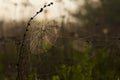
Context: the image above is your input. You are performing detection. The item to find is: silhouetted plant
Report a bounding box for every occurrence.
[16,2,54,80]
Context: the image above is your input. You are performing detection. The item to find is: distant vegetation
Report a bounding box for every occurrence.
[0,0,120,80]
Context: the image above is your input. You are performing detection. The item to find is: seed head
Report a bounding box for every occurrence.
[30,17,33,20]
[36,11,39,14]
[44,5,46,8]
[28,23,30,26]
[48,4,51,6]
[26,29,28,31]
[39,8,43,12]
[24,34,26,37]
[50,2,53,5]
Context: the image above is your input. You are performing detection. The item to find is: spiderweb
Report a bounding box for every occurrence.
[28,20,60,54]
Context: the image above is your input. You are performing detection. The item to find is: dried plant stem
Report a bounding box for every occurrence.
[16,2,53,80]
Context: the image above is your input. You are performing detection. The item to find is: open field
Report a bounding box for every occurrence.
[0,0,120,80]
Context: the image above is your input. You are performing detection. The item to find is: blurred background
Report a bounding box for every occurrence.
[0,0,120,80]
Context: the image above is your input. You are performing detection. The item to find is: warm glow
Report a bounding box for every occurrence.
[0,0,81,22]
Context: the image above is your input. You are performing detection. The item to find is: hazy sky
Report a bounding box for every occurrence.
[0,0,83,22]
